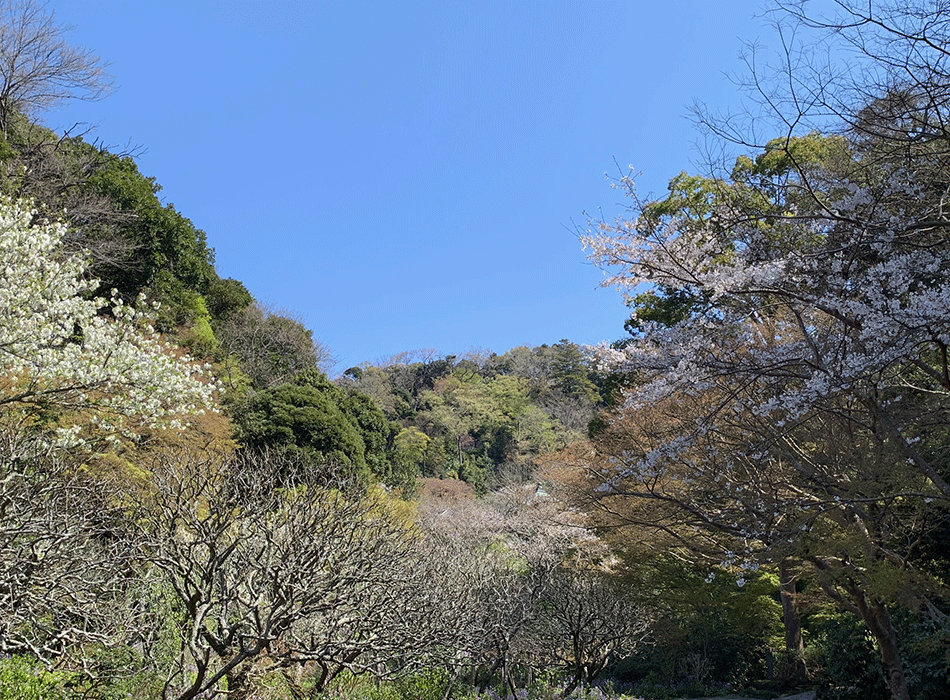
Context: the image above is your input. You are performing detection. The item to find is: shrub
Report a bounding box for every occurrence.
[892,608,950,699]
[0,655,71,700]
[392,668,452,700]
[812,613,886,700]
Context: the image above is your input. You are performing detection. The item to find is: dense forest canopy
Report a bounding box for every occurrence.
[0,1,948,700]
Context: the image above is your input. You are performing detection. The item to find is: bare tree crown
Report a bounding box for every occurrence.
[0,0,112,135]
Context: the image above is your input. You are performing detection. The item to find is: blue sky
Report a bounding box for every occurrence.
[48,1,772,372]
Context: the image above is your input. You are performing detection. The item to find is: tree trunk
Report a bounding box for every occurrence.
[849,585,911,700]
[561,674,581,698]
[865,601,911,700]
[282,667,308,700]
[778,559,808,683]
[810,556,911,700]
[502,655,518,698]
[561,632,583,697]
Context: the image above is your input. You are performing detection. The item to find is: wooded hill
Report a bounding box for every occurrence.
[2,2,950,700]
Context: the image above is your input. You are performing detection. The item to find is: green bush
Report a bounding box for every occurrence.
[328,669,462,700]
[892,608,950,699]
[391,668,452,700]
[812,613,886,700]
[0,655,71,700]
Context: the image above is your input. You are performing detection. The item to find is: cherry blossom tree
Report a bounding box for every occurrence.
[582,4,950,698]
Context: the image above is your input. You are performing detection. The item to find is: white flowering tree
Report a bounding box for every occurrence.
[0,195,216,676]
[0,195,215,443]
[581,4,950,698]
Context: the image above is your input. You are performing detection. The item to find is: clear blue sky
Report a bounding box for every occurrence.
[48,1,772,372]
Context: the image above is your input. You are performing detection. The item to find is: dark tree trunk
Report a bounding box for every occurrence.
[779,559,808,683]
[848,583,911,700]
[810,556,911,700]
[864,600,911,700]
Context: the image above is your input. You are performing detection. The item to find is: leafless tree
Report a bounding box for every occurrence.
[1,122,145,281]
[535,561,650,697]
[0,426,145,676]
[0,0,113,136]
[0,0,139,280]
[417,495,543,696]
[216,303,335,389]
[134,448,458,700]
[771,1,950,143]
[415,479,641,697]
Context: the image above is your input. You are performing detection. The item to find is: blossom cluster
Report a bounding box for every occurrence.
[582,152,950,582]
[0,197,216,443]
[584,163,950,468]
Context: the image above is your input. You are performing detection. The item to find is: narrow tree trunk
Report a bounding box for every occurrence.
[778,559,807,683]
[561,632,583,697]
[282,667,308,700]
[170,663,207,700]
[502,655,517,698]
[561,675,581,698]
[809,556,911,700]
[864,600,911,700]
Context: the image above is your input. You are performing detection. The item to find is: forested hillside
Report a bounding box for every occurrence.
[0,35,604,494]
[339,343,601,490]
[0,1,948,700]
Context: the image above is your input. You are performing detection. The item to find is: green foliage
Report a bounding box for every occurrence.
[622,132,858,339]
[458,451,491,493]
[615,556,782,690]
[812,612,887,700]
[233,369,399,485]
[87,154,215,311]
[204,276,253,320]
[624,286,705,333]
[0,132,15,162]
[66,645,163,700]
[339,346,599,488]
[550,339,600,405]
[892,608,950,699]
[641,170,724,222]
[0,114,226,360]
[323,669,479,700]
[236,377,369,481]
[0,656,71,700]
[160,284,218,357]
[392,426,428,484]
[391,668,452,700]
[0,118,105,211]
[339,389,402,489]
[733,132,852,180]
